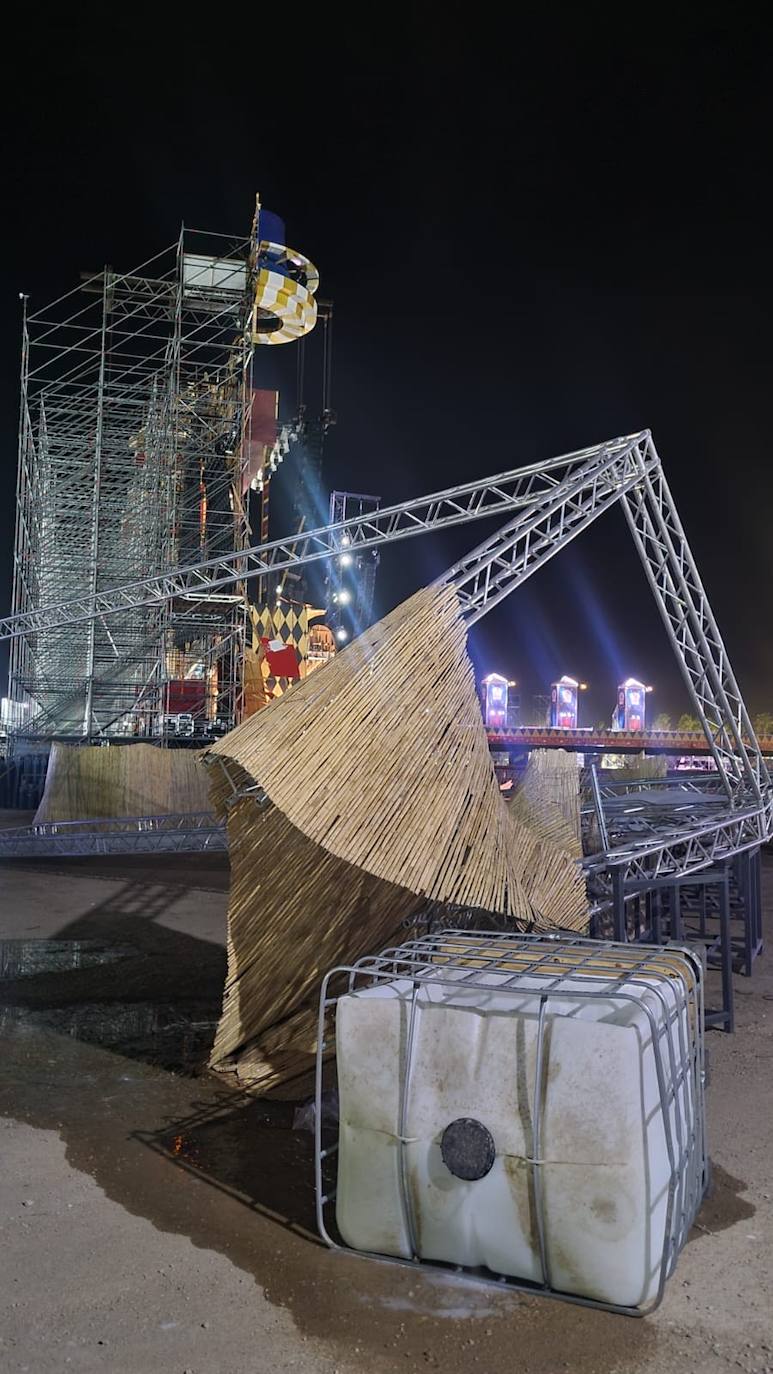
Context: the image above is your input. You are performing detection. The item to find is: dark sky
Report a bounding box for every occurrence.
[2,13,771,726]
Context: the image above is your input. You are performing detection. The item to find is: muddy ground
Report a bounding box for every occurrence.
[0,842,771,1373]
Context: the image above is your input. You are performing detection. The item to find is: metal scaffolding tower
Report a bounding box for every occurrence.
[9,228,255,744]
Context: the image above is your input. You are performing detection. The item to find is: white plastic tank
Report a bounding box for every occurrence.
[329,933,705,1313]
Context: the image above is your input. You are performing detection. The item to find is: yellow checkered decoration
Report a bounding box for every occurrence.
[248,602,326,703]
[251,243,319,346]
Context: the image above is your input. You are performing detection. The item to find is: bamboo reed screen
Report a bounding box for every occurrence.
[34,742,213,823]
[511,748,583,858]
[205,583,588,1095]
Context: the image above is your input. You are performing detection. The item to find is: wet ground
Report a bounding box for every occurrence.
[1,852,772,1373]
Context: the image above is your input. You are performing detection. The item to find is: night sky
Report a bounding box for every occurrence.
[2,15,771,728]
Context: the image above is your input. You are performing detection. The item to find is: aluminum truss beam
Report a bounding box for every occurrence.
[620,439,769,801]
[4,425,769,885]
[445,432,769,812]
[584,794,773,885]
[0,811,227,861]
[447,434,654,622]
[440,432,772,885]
[0,434,646,642]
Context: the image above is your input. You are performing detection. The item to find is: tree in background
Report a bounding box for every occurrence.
[753,712,773,737]
[677,713,702,732]
[653,712,672,731]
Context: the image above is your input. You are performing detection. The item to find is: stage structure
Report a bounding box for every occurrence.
[2,430,771,888]
[7,205,319,746]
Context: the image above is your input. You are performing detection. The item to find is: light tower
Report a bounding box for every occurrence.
[482,673,509,728]
[550,676,578,729]
[614,678,652,732]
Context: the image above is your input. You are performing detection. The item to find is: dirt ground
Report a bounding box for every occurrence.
[0,844,771,1374]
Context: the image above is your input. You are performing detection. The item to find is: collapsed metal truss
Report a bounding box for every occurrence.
[1,434,640,643]
[581,768,771,884]
[8,230,254,742]
[448,434,657,621]
[3,424,770,882]
[589,798,772,883]
[438,431,772,882]
[621,453,767,800]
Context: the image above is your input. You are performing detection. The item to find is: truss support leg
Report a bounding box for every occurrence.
[621,443,768,804]
[719,869,734,1032]
[670,883,684,942]
[612,868,626,942]
[651,889,662,944]
[753,847,763,960]
[738,847,763,977]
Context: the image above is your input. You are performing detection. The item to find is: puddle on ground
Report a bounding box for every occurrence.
[0,1001,218,1072]
[690,1162,756,1238]
[0,937,137,979]
[0,935,218,1072]
[0,930,658,1374]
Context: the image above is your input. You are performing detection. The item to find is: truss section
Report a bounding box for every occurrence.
[1,434,646,643]
[621,439,768,801]
[584,794,772,885]
[0,810,226,861]
[5,421,770,884]
[447,434,655,621]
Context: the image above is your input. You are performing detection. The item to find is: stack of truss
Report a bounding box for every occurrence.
[510,749,583,858]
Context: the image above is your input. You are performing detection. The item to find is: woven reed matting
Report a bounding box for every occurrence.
[34,742,213,823]
[208,788,425,1092]
[206,582,588,1093]
[510,749,583,860]
[621,754,668,780]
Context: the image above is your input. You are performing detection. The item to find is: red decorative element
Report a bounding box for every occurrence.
[260,638,300,680]
[243,389,279,492]
[164,680,206,715]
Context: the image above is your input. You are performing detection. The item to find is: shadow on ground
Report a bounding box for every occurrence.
[1,858,730,1373]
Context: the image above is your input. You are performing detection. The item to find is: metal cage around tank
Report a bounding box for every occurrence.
[315,929,707,1317]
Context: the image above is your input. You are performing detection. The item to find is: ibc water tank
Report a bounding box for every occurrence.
[319,931,706,1314]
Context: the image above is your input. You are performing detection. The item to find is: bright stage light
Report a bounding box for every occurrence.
[341,533,351,548]
[340,552,353,567]
[336,627,348,642]
[338,589,351,605]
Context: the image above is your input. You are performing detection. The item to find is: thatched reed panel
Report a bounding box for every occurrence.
[209,790,424,1093]
[620,754,668,780]
[510,748,583,859]
[206,582,588,1094]
[600,752,668,779]
[34,742,213,823]
[242,643,268,718]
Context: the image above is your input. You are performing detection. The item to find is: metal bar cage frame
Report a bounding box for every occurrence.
[314,929,707,1318]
